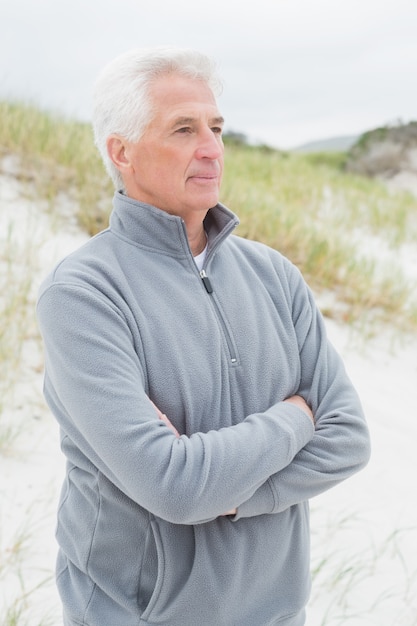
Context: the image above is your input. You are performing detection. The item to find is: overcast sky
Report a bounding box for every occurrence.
[1,0,416,149]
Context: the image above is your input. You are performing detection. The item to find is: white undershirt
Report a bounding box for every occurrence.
[193,243,208,271]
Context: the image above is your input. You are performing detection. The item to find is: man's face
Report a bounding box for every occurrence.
[121,74,225,221]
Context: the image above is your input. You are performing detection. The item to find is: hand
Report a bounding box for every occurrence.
[285,395,314,425]
[221,508,237,516]
[150,400,180,438]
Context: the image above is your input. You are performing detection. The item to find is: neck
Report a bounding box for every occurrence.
[188,225,207,256]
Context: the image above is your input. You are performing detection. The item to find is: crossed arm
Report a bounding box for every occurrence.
[38,268,369,525]
[151,396,315,516]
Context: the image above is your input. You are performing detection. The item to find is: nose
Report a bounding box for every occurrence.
[195,127,223,160]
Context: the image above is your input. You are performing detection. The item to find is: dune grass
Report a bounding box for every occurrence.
[222,144,417,329]
[309,508,417,625]
[0,100,113,234]
[2,100,416,332]
[0,503,57,626]
[0,218,36,451]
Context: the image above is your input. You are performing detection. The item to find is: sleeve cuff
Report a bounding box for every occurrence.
[232,478,277,521]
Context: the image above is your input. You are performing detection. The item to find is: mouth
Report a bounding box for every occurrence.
[191,174,218,180]
[188,172,220,183]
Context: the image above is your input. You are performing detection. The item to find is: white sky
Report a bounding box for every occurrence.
[1,0,416,148]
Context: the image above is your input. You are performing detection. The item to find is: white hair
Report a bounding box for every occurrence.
[92,46,223,190]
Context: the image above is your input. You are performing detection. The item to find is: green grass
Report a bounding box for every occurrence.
[1,100,417,335]
[0,100,113,234]
[0,220,35,451]
[222,144,417,329]
[1,101,417,330]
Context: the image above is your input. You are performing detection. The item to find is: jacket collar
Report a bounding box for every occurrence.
[109,191,239,260]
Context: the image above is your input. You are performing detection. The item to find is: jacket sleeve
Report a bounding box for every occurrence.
[37,280,315,525]
[233,263,371,521]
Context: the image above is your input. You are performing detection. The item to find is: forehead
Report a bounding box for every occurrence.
[148,73,222,123]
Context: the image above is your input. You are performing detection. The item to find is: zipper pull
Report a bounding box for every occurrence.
[200,269,213,294]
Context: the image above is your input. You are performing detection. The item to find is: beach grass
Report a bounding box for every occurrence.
[0,100,113,235]
[222,143,417,330]
[0,514,56,626]
[1,100,417,331]
[309,509,417,625]
[0,220,36,451]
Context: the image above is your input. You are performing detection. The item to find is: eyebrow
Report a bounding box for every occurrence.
[172,116,225,128]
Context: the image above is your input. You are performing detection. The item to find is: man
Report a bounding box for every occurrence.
[37,47,370,626]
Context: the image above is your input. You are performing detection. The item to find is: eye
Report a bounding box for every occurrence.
[211,126,223,135]
[176,126,192,134]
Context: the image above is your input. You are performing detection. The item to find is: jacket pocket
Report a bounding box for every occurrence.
[138,518,166,622]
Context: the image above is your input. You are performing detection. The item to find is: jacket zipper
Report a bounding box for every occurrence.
[199,269,213,294]
[199,269,238,365]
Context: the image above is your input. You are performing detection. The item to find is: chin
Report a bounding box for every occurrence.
[197,191,220,210]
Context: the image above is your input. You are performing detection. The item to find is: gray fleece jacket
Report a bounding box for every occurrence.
[37,192,370,626]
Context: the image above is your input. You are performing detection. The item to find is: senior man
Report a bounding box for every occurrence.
[37,47,370,626]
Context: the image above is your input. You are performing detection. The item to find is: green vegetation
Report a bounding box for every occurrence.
[222,143,417,329]
[0,101,113,233]
[1,100,417,333]
[351,120,417,154]
[0,233,32,450]
[344,120,417,178]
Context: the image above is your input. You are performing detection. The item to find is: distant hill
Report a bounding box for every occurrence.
[345,121,417,176]
[344,121,417,196]
[292,135,359,153]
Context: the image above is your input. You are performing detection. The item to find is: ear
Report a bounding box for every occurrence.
[106,135,132,174]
